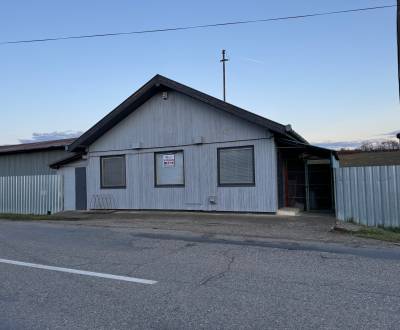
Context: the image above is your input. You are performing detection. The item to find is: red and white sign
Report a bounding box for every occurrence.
[162,154,175,167]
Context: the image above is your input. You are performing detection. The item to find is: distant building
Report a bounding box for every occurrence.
[335,149,400,228]
[0,139,74,176]
[338,150,400,167]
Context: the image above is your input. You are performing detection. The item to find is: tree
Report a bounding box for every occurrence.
[358,140,400,151]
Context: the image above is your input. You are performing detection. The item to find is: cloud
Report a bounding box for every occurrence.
[313,140,363,150]
[379,129,400,137]
[312,128,400,150]
[19,130,82,143]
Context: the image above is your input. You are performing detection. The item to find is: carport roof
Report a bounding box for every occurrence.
[68,74,308,152]
[276,137,338,160]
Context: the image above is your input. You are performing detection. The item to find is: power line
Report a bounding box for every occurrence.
[0,4,396,46]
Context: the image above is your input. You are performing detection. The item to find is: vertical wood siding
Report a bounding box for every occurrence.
[90,91,269,152]
[0,175,63,215]
[86,90,277,212]
[0,150,69,176]
[335,166,400,227]
[87,140,276,212]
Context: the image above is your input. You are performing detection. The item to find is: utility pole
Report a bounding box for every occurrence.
[220,49,229,101]
[397,0,400,100]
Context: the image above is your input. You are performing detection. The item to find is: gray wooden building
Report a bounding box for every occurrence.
[0,139,74,176]
[51,75,335,213]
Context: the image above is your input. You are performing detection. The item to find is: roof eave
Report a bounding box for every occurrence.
[69,76,162,152]
[49,153,84,169]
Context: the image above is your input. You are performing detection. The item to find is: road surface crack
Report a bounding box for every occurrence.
[198,251,235,287]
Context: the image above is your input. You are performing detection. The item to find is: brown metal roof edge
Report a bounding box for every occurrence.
[69,74,307,152]
[276,136,338,160]
[0,138,76,155]
[338,149,400,155]
[338,150,400,167]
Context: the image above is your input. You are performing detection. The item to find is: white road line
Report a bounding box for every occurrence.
[0,258,157,285]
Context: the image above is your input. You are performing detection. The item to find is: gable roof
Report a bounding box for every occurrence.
[0,138,75,156]
[69,74,307,152]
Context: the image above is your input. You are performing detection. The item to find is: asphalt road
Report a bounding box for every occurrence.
[1,220,400,329]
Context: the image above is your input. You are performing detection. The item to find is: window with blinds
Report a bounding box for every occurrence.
[154,151,185,187]
[100,155,126,188]
[218,146,255,186]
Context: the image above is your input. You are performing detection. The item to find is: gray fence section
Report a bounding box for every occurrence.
[334,166,400,227]
[0,175,63,215]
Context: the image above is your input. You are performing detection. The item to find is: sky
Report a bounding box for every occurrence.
[0,0,399,148]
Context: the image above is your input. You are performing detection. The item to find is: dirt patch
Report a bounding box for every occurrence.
[32,211,394,247]
[2,210,396,247]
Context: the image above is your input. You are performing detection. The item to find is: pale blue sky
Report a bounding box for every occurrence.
[1,0,398,147]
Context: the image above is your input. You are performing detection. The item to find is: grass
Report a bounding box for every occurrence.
[355,226,400,243]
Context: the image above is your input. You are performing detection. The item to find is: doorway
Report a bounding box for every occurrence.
[306,161,333,211]
[277,140,335,213]
[75,167,87,210]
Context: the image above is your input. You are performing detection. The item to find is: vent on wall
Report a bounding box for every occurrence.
[208,196,217,205]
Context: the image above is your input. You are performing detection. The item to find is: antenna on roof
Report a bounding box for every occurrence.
[220,49,229,102]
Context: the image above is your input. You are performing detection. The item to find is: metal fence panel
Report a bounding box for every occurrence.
[334,166,400,227]
[0,175,63,215]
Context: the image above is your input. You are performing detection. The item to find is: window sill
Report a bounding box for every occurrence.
[218,184,256,187]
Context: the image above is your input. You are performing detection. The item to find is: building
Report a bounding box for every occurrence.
[334,149,400,227]
[0,138,74,176]
[338,150,400,167]
[50,75,336,212]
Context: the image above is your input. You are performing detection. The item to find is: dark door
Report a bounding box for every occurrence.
[285,159,307,210]
[306,164,333,211]
[75,167,87,210]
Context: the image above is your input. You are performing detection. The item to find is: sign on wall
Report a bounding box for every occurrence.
[162,154,175,167]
